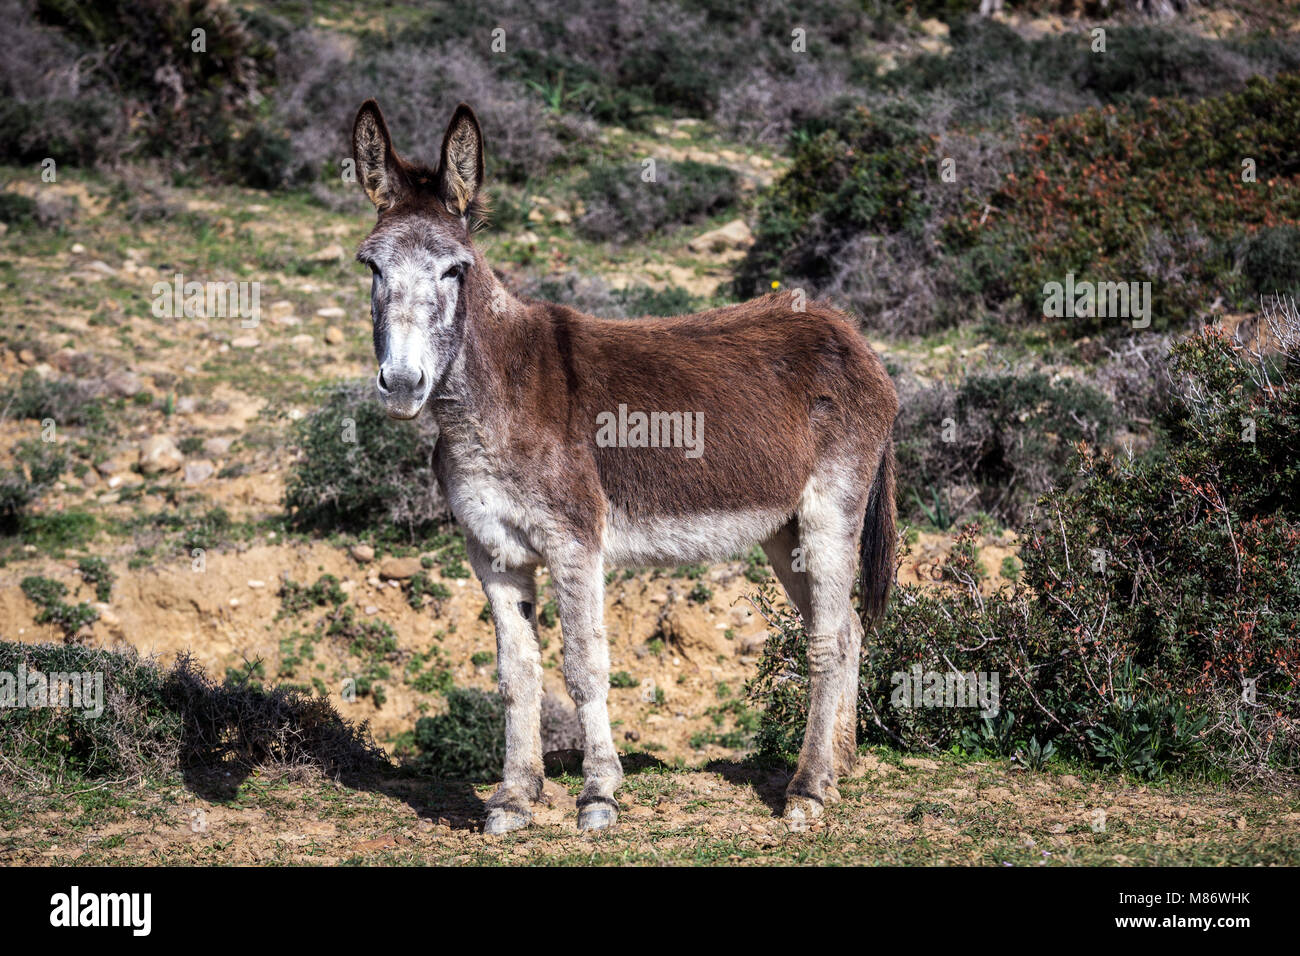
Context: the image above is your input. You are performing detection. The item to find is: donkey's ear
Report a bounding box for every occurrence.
[352,99,405,213]
[436,103,484,218]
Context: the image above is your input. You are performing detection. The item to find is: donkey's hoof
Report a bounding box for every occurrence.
[783,795,824,831]
[577,803,617,831]
[484,807,531,836]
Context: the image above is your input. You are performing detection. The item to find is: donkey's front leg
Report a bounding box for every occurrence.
[553,550,623,830]
[467,539,544,835]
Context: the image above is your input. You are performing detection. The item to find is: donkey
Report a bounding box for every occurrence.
[350,100,899,834]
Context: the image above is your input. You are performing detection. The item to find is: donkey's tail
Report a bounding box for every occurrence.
[859,438,897,626]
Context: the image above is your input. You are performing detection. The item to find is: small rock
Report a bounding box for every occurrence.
[138,435,183,475]
[231,335,260,349]
[202,437,232,457]
[268,300,295,320]
[324,327,344,345]
[350,544,375,564]
[686,218,753,255]
[316,306,346,319]
[183,460,215,484]
[70,242,86,254]
[919,17,950,37]
[17,348,36,365]
[247,580,266,589]
[379,556,422,580]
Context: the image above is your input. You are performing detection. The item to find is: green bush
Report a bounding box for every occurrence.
[284,381,446,539]
[0,439,66,533]
[895,370,1118,527]
[1240,226,1300,301]
[577,160,739,243]
[407,687,505,779]
[20,575,97,640]
[737,72,1300,337]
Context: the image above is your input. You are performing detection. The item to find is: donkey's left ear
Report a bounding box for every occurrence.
[436,103,484,219]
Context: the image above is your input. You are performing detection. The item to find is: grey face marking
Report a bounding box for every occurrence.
[356,217,473,419]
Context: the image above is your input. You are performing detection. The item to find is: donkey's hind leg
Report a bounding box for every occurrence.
[763,520,858,793]
[783,477,867,825]
[467,538,544,835]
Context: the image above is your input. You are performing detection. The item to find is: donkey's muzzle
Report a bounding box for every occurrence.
[375,364,428,419]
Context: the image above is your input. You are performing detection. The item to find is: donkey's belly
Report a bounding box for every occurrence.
[600,505,790,568]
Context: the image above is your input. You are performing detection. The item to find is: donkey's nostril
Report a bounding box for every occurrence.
[416,369,426,388]
[378,368,390,391]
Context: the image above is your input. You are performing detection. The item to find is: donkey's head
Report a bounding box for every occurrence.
[351,100,486,419]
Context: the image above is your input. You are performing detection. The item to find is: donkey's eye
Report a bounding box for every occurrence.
[366,261,382,278]
[441,264,465,282]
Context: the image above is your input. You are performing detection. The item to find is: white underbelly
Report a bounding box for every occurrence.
[600,506,790,568]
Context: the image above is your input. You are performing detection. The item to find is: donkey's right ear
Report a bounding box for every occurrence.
[352,100,405,213]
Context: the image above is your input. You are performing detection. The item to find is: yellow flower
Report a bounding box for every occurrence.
[770,280,780,290]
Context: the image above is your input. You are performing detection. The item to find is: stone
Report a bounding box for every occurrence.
[324,327,344,345]
[138,435,183,475]
[231,335,260,349]
[350,544,375,564]
[316,306,346,319]
[183,460,215,484]
[202,436,232,457]
[378,556,422,580]
[686,218,753,255]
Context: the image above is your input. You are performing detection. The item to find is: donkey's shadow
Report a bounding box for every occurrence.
[703,759,791,816]
[181,762,487,832]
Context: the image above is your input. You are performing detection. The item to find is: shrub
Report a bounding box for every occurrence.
[283,380,447,539]
[1,0,277,178]
[894,369,1117,527]
[1239,226,1300,301]
[0,370,106,428]
[20,575,97,640]
[407,687,506,780]
[737,71,1300,338]
[76,556,114,602]
[0,439,66,533]
[949,73,1300,331]
[577,160,739,244]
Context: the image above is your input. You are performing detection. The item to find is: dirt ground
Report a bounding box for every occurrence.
[4,750,1297,866]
